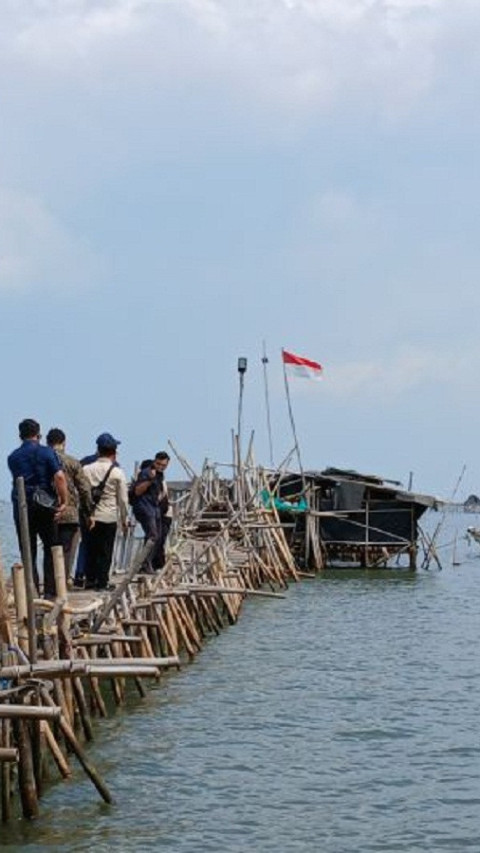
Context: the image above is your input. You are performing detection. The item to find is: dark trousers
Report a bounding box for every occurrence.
[160,515,172,568]
[74,519,89,581]
[134,508,164,569]
[57,523,80,579]
[14,503,59,597]
[84,521,117,590]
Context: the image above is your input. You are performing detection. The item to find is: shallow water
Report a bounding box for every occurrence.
[1,507,480,851]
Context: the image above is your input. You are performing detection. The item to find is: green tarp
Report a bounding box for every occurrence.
[261,490,308,513]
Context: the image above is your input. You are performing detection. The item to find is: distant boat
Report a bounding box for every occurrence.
[466,526,480,546]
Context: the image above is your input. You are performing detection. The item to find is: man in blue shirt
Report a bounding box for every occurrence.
[8,418,68,596]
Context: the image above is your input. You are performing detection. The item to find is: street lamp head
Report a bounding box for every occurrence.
[237,357,248,374]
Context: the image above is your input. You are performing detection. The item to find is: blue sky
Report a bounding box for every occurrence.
[1,0,480,500]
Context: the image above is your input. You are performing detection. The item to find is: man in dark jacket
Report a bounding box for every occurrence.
[8,418,68,596]
[130,454,169,572]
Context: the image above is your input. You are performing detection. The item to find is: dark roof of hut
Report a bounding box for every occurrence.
[280,467,439,509]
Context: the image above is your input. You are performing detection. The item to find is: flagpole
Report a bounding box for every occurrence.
[261,340,275,469]
[282,349,305,484]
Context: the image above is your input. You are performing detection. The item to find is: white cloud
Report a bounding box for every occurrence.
[0,0,474,121]
[324,344,478,399]
[0,188,104,292]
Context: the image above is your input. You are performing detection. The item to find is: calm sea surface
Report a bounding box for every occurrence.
[1,504,480,852]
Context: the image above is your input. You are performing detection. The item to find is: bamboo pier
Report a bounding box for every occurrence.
[0,443,440,821]
[0,460,299,821]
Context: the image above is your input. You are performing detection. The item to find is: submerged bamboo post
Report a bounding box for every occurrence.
[41,720,71,779]
[40,687,112,805]
[13,716,39,819]
[1,719,12,822]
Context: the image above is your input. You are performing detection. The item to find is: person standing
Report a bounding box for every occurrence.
[155,451,171,569]
[46,428,93,581]
[74,439,119,587]
[83,433,128,590]
[130,457,164,572]
[7,418,68,596]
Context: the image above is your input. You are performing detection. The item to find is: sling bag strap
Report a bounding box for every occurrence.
[91,463,115,507]
[31,444,58,512]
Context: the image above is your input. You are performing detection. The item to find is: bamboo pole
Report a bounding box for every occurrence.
[12,564,29,656]
[0,748,18,762]
[0,556,13,647]
[0,705,61,720]
[13,716,39,818]
[52,546,74,725]
[15,477,37,663]
[77,646,107,718]
[1,719,12,822]
[41,721,71,779]
[40,687,112,804]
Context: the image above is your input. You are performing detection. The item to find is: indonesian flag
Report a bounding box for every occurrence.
[282,349,323,380]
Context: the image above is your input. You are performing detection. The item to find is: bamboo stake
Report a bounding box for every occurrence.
[0,556,13,647]
[72,677,93,742]
[41,721,71,779]
[15,477,37,662]
[12,564,29,656]
[153,603,178,658]
[1,719,12,822]
[53,546,75,727]
[13,716,39,818]
[40,687,112,804]
[168,599,196,657]
[77,646,107,719]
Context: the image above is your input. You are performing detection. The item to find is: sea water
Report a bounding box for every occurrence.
[1,504,480,852]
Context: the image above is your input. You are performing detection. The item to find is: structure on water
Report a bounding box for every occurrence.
[0,443,441,822]
[271,467,439,570]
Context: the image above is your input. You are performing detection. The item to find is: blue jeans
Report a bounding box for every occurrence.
[134,508,164,569]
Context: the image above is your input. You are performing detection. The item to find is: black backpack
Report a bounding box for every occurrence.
[128,479,138,507]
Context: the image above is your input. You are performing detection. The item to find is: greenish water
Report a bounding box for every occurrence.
[1,506,480,851]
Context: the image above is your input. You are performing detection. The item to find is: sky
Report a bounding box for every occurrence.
[1,0,480,501]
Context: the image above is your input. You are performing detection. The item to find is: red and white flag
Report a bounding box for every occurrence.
[282,349,323,380]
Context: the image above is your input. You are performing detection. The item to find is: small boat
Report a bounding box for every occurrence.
[466,526,480,545]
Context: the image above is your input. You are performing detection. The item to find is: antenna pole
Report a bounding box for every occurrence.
[261,341,275,469]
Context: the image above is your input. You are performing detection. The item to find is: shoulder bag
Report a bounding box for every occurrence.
[91,464,115,507]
